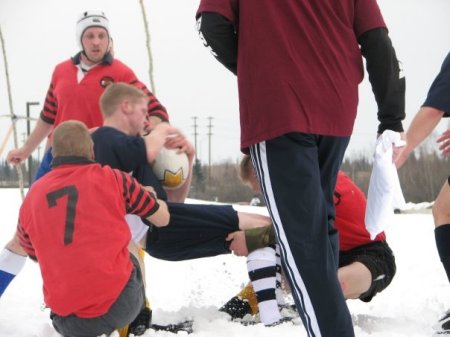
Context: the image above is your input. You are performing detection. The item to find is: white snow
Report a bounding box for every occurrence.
[0,188,448,337]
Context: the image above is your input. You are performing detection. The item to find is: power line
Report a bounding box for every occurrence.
[192,116,198,156]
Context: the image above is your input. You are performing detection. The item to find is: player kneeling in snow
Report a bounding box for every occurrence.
[222,156,397,326]
[15,121,170,337]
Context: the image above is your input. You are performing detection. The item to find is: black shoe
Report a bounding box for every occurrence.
[219,296,252,319]
[434,309,450,335]
[265,316,297,327]
[128,307,152,336]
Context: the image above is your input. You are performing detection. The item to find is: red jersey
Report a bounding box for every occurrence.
[335,171,385,251]
[197,0,386,149]
[17,157,160,318]
[40,55,168,143]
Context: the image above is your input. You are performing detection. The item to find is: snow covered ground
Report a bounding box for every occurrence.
[0,188,448,337]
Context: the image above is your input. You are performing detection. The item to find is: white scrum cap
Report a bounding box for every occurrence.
[76,10,110,49]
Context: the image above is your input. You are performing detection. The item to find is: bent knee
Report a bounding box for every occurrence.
[338,278,360,299]
[432,204,450,227]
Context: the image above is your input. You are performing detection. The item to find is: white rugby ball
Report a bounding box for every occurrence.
[153,147,189,189]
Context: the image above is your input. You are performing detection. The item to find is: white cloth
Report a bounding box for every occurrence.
[247,247,281,326]
[0,248,26,275]
[365,130,406,239]
[125,214,149,244]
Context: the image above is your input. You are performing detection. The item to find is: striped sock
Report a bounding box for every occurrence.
[275,244,286,306]
[247,246,281,325]
[0,248,27,297]
[435,224,450,283]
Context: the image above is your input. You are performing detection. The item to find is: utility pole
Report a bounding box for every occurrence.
[192,116,198,156]
[207,116,214,179]
[26,101,39,186]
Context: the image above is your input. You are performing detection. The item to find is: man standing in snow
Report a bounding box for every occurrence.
[222,156,397,326]
[1,10,168,336]
[395,51,450,335]
[196,1,405,336]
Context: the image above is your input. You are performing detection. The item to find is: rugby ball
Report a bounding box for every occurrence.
[153,147,189,189]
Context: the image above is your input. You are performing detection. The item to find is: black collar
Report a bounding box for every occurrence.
[51,156,95,169]
[71,51,114,66]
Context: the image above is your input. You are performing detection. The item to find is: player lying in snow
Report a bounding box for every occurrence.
[220,156,396,326]
[93,82,273,335]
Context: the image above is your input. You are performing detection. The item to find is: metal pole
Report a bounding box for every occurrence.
[207,117,213,179]
[26,102,39,186]
[192,116,198,156]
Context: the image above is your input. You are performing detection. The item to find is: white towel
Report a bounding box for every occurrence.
[365,130,406,239]
[125,214,149,244]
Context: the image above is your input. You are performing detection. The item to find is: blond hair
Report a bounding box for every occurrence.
[100,82,147,118]
[52,120,93,158]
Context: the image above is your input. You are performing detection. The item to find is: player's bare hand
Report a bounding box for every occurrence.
[227,231,248,257]
[165,131,195,161]
[394,147,409,168]
[6,148,29,165]
[437,130,450,156]
[391,132,405,167]
[143,185,157,197]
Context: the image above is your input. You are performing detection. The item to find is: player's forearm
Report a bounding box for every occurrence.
[359,28,405,134]
[22,119,53,155]
[147,199,170,227]
[144,123,172,163]
[198,12,238,75]
[404,106,444,153]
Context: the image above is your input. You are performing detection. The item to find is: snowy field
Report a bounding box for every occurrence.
[0,188,448,337]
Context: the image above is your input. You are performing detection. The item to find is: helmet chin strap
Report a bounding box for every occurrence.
[81,50,97,65]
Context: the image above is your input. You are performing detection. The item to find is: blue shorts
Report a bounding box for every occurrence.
[34,148,53,182]
[145,203,239,261]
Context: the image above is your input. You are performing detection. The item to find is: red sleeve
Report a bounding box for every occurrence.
[197,0,238,24]
[16,222,37,261]
[40,80,58,125]
[113,169,160,218]
[354,0,387,37]
[130,80,169,122]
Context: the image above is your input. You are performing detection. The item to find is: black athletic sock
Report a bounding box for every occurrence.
[435,224,450,283]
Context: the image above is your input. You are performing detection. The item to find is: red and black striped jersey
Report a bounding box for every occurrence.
[17,157,159,318]
[40,56,168,143]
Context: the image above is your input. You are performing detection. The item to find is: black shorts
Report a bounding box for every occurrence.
[145,203,239,261]
[339,240,396,302]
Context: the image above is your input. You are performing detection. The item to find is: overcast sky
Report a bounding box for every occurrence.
[0,0,449,164]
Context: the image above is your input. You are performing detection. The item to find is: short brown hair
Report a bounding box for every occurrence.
[239,155,253,185]
[100,82,147,118]
[52,120,93,158]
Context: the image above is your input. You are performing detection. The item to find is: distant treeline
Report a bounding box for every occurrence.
[190,142,449,204]
[2,142,448,205]
[341,149,448,203]
[0,158,40,187]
